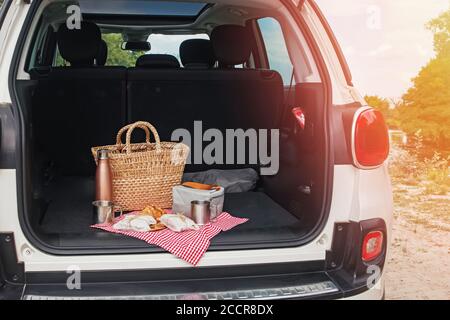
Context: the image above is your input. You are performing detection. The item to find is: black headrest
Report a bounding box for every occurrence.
[96,40,108,66]
[211,25,251,67]
[57,22,102,67]
[180,39,216,69]
[135,54,180,68]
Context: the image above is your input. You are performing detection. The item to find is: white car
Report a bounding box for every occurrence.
[0,0,392,300]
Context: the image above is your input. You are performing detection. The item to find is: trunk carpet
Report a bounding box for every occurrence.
[37,177,305,248]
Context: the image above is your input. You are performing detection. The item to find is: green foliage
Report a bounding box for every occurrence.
[102,34,143,67]
[401,54,450,148]
[370,9,450,151]
[427,9,450,55]
[55,50,66,67]
[398,9,450,149]
[356,10,450,154]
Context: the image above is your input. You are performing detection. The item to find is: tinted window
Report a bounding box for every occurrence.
[79,0,209,17]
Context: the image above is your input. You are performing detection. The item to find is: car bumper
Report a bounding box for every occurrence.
[14,269,385,300]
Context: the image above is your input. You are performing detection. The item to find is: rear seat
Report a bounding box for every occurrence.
[180,39,216,69]
[135,54,180,69]
[32,23,283,175]
[33,22,127,176]
[127,25,283,171]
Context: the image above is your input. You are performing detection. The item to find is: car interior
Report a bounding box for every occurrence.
[13,0,330,252]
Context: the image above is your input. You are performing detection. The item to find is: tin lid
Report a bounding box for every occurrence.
[97,149,110,160]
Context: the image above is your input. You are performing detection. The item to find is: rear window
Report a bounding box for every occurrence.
[147,34,209,64]
[55,33,209,68]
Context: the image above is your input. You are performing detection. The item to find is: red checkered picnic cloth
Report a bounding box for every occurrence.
[91,212,248,266]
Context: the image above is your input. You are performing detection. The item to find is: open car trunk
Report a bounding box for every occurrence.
[12,1,331,254]
[18,74,329,253]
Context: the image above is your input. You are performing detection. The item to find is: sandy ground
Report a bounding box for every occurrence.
[384,184,450,300]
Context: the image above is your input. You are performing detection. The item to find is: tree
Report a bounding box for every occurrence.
[427,9,450,55]
[399,9,450,149]
[102,34,143,67]
[364,95,402,129]
[365,95,390,115]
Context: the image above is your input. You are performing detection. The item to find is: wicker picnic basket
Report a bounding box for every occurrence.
[91,121,190,211]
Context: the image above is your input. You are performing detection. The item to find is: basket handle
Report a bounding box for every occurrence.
[125,121,162,154]
[116,123,151,146]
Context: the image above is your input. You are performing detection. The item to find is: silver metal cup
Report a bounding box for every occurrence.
[92,201,122,224]
[191,200,211,225]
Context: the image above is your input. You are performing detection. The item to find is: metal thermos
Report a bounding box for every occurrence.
[191,200,211,225]
[95,149,113,202]
[92,200,122,224]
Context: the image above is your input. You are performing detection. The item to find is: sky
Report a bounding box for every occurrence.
[140,0,449,99]
[315,0,449,99]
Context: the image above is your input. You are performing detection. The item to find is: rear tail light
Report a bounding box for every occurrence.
[362,231,384,262]
[352,108,389,169]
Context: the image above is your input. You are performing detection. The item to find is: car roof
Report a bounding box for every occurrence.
[43,0,280,40]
